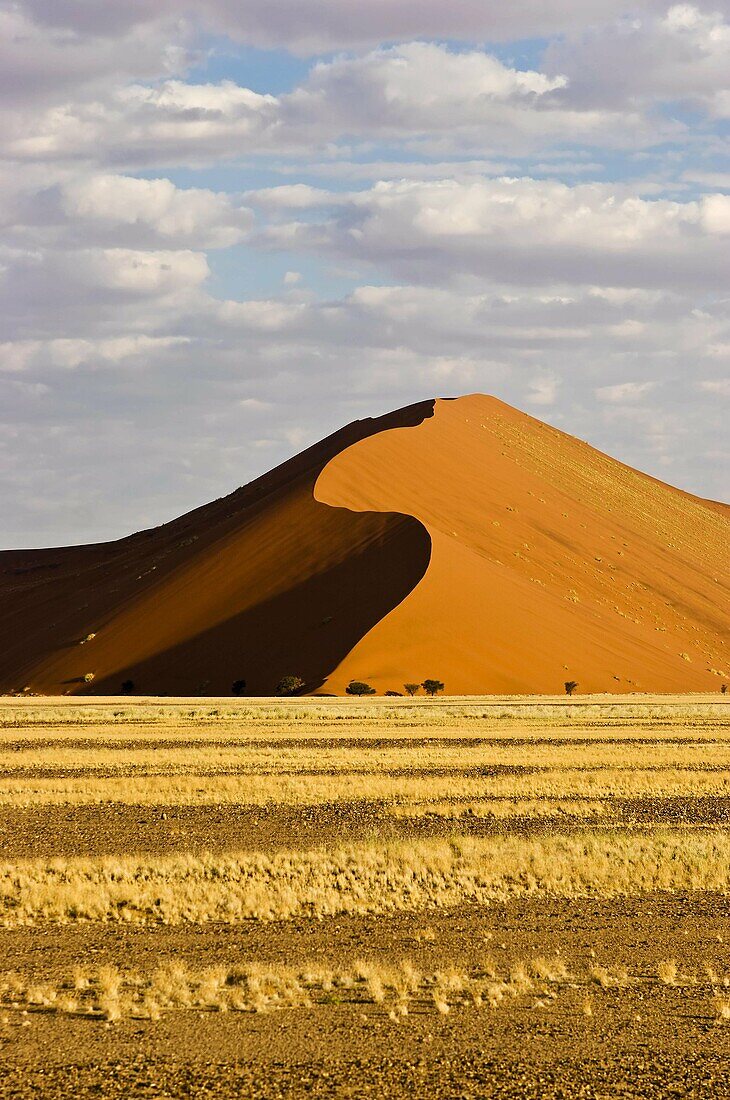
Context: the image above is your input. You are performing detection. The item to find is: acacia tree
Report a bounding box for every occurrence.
[422,679,444,696]
[276,675,305,696]
[565,681,579,696]
[231,679,247,696]
[346,681,376,696]
[404,683,420,696]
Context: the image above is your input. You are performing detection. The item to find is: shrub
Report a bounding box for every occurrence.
[120,680,134,695]
[276,676,305,697]
[565,681,579,696]
[385,690,403,697]
[346,681,376,696]
[83,672,95,684]
[722,684,728,695]
[231,680,247,696]
[404,683,420,696]
[422,679,444,696]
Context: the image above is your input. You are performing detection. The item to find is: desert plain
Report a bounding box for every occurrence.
[0,692,728,1098]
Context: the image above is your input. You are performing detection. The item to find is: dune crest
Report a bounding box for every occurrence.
[1,393,727,696]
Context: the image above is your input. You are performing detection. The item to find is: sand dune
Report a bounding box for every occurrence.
[1,394,727,695]
[317,395,729,694]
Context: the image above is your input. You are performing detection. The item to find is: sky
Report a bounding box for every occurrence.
[1,1,728,548]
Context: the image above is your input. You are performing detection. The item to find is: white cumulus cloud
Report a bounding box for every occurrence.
[259,177,730,291]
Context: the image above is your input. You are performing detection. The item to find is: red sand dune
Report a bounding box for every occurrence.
[1,394,727,696]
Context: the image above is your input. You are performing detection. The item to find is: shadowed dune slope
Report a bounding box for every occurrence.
[0,402,434,695]
[314,395,729,694]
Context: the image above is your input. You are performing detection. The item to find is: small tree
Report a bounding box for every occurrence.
[404,683,420,696]
[422,679,444,696]
[346,681,376,696]
[565,680,579,696]
[385,690,403,697]
[276,675,305,696]
[83,672,95,683]
[120,679,134,694]
[231,679,247,696]
[722,683,728,695]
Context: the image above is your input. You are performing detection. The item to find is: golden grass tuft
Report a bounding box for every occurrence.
[2,951,727,1024]
[657,960,679,986]
[588,965,630,990]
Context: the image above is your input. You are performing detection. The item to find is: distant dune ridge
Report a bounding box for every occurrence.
[1,394,727,696]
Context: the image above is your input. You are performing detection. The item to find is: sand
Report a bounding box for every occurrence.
[1,394,727,695]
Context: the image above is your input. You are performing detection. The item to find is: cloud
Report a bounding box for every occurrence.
[62,175,252,246]
[209,0,692,52]
[2,80,279,167]
[0,6,187,107]
[246,184,332,210]
[258,177,730,291]
[5,174,253,250]
[0,42,674,169]
[545,3,730,115]
[701,193,730,234]
[595,380,657,402]
[284,42,567,131]
[16,1,686,54]
[527,372,560,405]
[0,246,209,338]
[698,378,730,396]
[0,336,191,373]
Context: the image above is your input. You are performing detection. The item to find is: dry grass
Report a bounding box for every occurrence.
[0,765,728,808]
[589,964,630,990]
[1,740,729,774]
[0,698,726,811]
[2,952,728,1024]
[0,831,727,927]
[388,799,608,820]
[0,696,726,731]
[1,692,727,1083]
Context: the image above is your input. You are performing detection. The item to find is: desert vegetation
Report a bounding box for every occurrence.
[275,676,305,696]
[3,952,729,1024]
[0,830,727,926]
[346,681,376,696]
[0,694,727,1096]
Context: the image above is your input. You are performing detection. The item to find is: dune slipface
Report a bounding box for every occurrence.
[0,402,434,696]
[1,394,727,696]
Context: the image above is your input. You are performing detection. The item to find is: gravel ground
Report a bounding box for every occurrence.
[2,1053,729,1099]
[1,896,729,1098]
[1,797,729,859]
